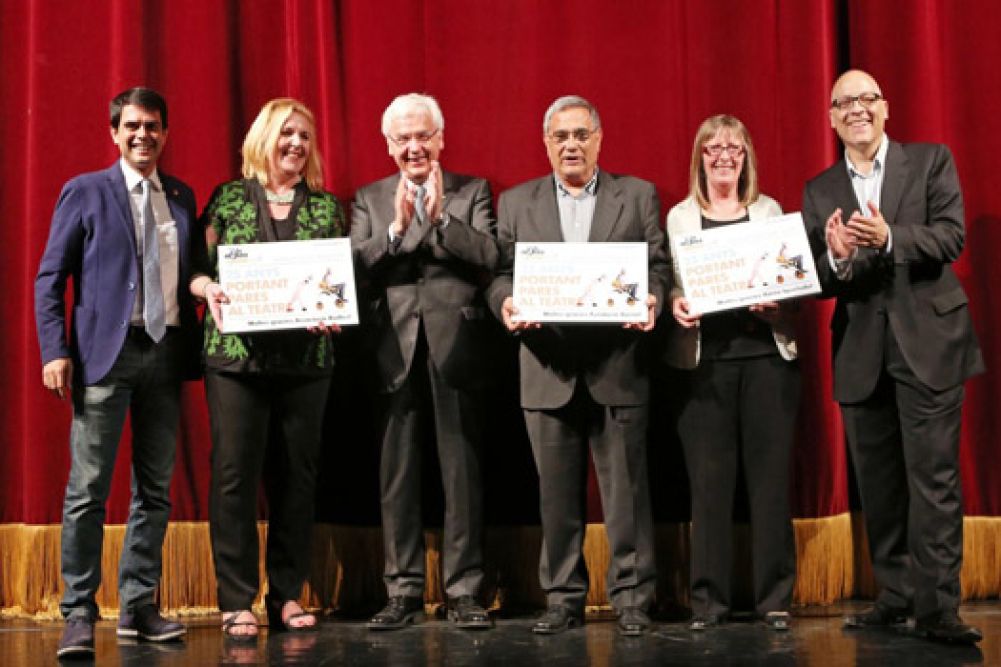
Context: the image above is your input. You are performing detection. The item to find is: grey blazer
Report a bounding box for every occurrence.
[487,171,670,410]
[663,194,797,369]
[351,170,499,392]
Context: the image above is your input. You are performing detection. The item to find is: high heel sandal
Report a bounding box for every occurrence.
[265,594,317,633]
[222,610,258,642]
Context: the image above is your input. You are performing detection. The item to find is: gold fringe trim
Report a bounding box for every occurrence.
[2,515,999,619]
[0,523,62,619]
[792,513,855,604]
[962,516,1001,598]
[584,524,612,609]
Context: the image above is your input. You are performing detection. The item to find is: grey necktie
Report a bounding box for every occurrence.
[414,183,427,224]
[141,179,166,342]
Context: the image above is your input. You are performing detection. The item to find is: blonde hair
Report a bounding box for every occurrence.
[241,98,324,191]
[688,114,759,210]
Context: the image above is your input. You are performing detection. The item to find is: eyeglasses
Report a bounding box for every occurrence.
[703,144,745,158]
[547,128,597,145]
[830,92,883,112]
[388,128,440,147]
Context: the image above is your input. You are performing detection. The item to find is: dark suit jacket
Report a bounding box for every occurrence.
[803,141,984,402]
[35,162,203,385]
[351,170,499,392]
[486,172,669,410]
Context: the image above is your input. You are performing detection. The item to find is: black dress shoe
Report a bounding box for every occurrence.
[764,611,791,631]
[689,614,725,631]
[617,607,651,636]
[532,604,582,635]
[448,595,493,629]
[118,605,186,642]
[367,596,424,631]
[843,604,908,629]
[916,613,983,645]
[57,618,95,658]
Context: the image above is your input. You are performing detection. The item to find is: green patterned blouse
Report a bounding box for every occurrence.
[201,179,346,375]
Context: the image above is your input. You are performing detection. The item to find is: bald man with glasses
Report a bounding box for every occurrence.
[803,69,984,645]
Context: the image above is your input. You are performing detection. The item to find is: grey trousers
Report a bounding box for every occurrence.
[377,338,485,600]
[523,383,656,612]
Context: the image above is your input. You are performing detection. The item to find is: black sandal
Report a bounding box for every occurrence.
[266,594,317,633]
[222,611,259,642]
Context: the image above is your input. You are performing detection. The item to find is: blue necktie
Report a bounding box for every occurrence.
[141,179,166,342]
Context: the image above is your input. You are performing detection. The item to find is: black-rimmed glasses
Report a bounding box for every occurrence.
[831,93,883,112]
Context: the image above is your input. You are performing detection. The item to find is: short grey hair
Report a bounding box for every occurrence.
[381,93,445,136]
[543,95,601,135]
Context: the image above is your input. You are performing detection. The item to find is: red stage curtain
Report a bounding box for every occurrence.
[846,0,1001,516]
[1,0,998,530]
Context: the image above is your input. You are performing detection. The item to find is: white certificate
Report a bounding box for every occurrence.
[671,212,820,315]
[217,238,359,333]
[513,242,649,323]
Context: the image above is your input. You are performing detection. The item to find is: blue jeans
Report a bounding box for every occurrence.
[60,329,183,621]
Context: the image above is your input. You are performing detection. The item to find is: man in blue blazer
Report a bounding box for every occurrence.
[35,87,205,659]
[804,70,984,645]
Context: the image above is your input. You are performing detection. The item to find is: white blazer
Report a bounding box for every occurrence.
[663,194,797,369]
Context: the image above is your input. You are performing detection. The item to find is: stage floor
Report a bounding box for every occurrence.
[3,601,997,665]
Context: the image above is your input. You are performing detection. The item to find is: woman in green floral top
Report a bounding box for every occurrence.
[189,98,345,640]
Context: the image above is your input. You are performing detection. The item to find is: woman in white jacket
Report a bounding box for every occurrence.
[664,115,799,632]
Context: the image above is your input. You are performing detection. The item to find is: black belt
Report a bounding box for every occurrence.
[127,325,178,341]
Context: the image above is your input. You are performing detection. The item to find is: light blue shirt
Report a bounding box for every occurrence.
[831,136,892,278]
[555,169,599,243]
[846,134,888,217]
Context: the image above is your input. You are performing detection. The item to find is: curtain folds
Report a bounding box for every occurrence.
[1,0,998,540]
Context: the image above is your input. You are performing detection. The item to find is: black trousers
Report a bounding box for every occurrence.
[678,354,799,617]
[523,382,657,612]
[377,335,485,599]
[205,370,331,611]
[841,330,965,622]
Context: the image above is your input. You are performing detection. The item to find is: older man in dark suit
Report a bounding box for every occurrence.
[35,87,204,659]
[351,93,498,631]
[487,95,668,636]
[803,70,984,645]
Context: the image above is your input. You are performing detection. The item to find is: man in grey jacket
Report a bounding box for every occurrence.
[352,93,498,631]
[487,95,669,637]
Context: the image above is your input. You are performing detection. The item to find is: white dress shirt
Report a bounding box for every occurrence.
[121,159,180,327]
